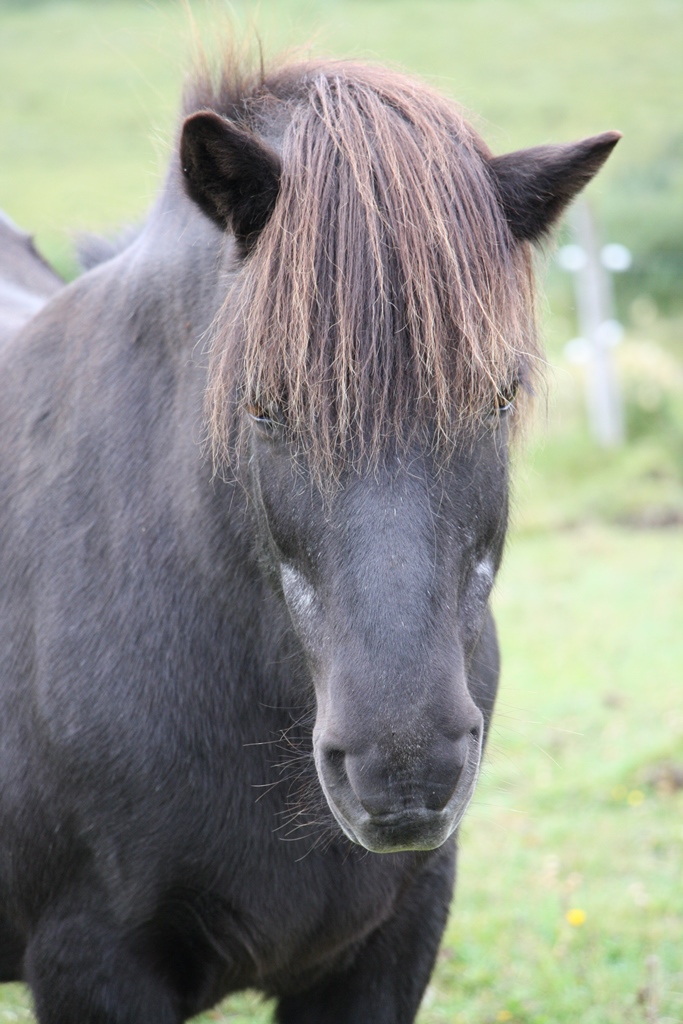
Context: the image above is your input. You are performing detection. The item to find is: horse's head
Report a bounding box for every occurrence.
[180,62,619,852]
[240,419,510,852]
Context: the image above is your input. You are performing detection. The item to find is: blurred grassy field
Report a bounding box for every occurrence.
[1,0,682,295]
[1,0,682,527]
[0,2,681,1023]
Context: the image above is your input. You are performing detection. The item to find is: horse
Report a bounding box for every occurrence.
[0,53,618,1023]
[0,211,62,346]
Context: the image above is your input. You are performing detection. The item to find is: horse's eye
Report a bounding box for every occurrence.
[246,404,271,423]
[494,381,518,416]
[245,402,278,434]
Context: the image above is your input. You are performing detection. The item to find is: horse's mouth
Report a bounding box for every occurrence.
[335,806,460,853]
[318,738,482,854]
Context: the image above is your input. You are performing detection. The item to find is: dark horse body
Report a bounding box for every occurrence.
[0,212,62,346]
[0,57,617,1023]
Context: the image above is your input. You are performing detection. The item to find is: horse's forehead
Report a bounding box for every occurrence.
[295,441,499,527]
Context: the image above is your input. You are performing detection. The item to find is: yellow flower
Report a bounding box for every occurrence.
[497,1012,513,1023]
[566,907,587,927]
[627,789,644,806]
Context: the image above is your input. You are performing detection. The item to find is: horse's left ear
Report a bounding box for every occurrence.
[487,131,621,243]
[180,110,281,249]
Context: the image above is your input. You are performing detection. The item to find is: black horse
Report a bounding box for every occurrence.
[0,56,618,1023]
[0,212,62,346]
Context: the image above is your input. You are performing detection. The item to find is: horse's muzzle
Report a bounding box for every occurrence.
[315,720,484,853]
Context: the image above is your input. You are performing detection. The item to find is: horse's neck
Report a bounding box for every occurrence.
[101,176,264,588]
[127,169,233,344]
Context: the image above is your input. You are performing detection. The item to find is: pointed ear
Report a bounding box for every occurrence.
[488,131,621,243]
[180,111,281,249]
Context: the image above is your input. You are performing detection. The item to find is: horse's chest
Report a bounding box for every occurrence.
[223,834,410,984]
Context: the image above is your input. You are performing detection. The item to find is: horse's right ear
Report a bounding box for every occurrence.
[488,131,621,243]
[180,111,281,249]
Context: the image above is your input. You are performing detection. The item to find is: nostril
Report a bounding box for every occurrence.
[324,747,345,769]
[423,732,475,812]
[424,771,463,812]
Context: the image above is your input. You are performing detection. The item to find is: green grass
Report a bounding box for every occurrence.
[439,526,683,1024]
[1,2,682,1021]
[2,0,682,529]
[1,0,682,313]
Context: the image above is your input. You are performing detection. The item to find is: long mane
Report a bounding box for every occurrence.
[187,57,540,475]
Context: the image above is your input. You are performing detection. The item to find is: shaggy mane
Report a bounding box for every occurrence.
[187,56,540,476]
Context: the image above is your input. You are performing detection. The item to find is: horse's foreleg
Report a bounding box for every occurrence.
[23,908,183,1024]
[275,844,456,1024]
[0,910,24,981]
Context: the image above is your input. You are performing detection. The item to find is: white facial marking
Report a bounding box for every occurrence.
[280,563,316,621]
[475,557,494,587]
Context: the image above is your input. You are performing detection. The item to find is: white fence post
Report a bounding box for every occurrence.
[558,200,630,447]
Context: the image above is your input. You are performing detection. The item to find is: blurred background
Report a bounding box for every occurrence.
[0,2,681,1023]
